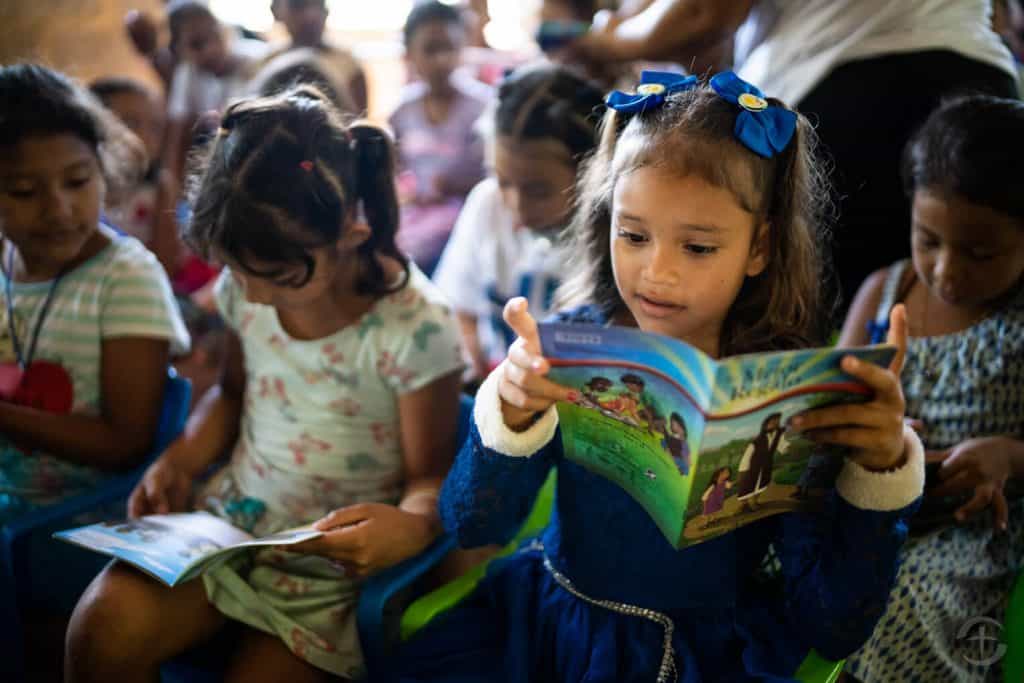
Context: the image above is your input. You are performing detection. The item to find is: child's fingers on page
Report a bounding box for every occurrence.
[504,353,544,387]
[503,360,571,401]
[143,478,170,515]
[840,355,902,404]
[790,402,893,433]
[885,304,909,374]
[502,298,541,353]
[289,530,360,559]
[314,504,375,531]
[508,343,549,375]
[499,375,554,412]
[127,486,147,519]
[925,449,950,465]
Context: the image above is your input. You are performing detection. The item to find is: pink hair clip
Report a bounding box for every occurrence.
[299,160,314,172]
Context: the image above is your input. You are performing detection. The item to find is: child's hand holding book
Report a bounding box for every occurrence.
[497,297,577,431]
[287,502,440,579]
[788,305,910,472]
[128,455,194,517]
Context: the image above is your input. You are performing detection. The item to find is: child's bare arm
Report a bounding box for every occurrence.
[150,169,184,278]
[128,330,246,517]
[290,370,463,577]
[164,117,194,188]
[161,329,246,477]
[839,267,890,348]
[399,369,462,500]
[0,337,169,469]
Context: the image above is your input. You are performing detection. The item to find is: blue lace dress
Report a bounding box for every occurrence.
[399,306,922,683]
[846,261,1024,683]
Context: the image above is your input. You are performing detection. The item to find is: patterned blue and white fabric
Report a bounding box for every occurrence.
[847,260,1024,683]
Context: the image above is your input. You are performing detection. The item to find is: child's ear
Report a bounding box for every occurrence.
[746,221,770,277]
[338,216,372,251]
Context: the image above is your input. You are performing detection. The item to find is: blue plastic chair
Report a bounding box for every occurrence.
[355,394,474,679]
[0,369,191,683]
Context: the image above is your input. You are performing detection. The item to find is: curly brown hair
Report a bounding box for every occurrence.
[555,77,836,356]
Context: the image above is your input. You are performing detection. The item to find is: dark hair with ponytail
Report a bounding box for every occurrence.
[493,62,606,162]
[185,85,407,295]
[557,77,834,355]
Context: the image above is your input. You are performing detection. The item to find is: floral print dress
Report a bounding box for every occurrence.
[197,265,463,678]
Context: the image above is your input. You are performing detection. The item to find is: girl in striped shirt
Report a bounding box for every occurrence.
[0,64,189,523]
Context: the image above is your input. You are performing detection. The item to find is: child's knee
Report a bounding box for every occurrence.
[66,564,164,670]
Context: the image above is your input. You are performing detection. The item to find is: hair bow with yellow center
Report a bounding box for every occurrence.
[709,71,797,158]
[605,71,697,114]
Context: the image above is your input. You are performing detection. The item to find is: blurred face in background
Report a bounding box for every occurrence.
[492,136,577,232]
[406,19,465,92]
[177,12,229,76]
[275,0,328,48]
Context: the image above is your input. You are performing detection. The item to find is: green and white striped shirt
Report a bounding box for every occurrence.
[0,232,189,416]
[0,232,189,509]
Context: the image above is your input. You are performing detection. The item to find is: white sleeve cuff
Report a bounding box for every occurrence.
[473,363,559,457]
[835,424,925,511]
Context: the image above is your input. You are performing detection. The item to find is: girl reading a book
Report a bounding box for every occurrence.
[841,96,1024,683]
[0,64,189,525]
[431,63,606,382]
[66,86,464,683]
[398,71,925,682]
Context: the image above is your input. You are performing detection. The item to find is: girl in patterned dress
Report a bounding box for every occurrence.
[842,96,1024,683]
[66,85,465,683]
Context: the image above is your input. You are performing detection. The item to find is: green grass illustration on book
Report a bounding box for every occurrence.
[538,323,896,549]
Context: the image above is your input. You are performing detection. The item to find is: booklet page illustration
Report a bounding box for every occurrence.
[54,512,321,587]
[538,323,896,549]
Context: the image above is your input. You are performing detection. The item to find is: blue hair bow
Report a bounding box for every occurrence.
[709,71,796,158]
[605,71,697,114]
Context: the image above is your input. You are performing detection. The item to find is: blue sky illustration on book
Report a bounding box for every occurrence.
[540,324,894,455]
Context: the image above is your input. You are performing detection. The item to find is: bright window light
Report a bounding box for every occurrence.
[210,0,534,49]
[209,0,469,35]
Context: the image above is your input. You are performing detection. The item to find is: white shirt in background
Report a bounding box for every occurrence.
[432,177,565,369]
[736,0,1017,105]
[168,38,267,119]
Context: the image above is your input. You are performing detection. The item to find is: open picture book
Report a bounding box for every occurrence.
[538,323,897,549]
[54,512,322,587]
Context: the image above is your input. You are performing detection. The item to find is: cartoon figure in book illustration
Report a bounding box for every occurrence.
[596,374,645,426]
[579,376,613,408]
[646,408,666,435]
[700,466,733,529]
[661,412,691,475]
[735,412,784,511]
